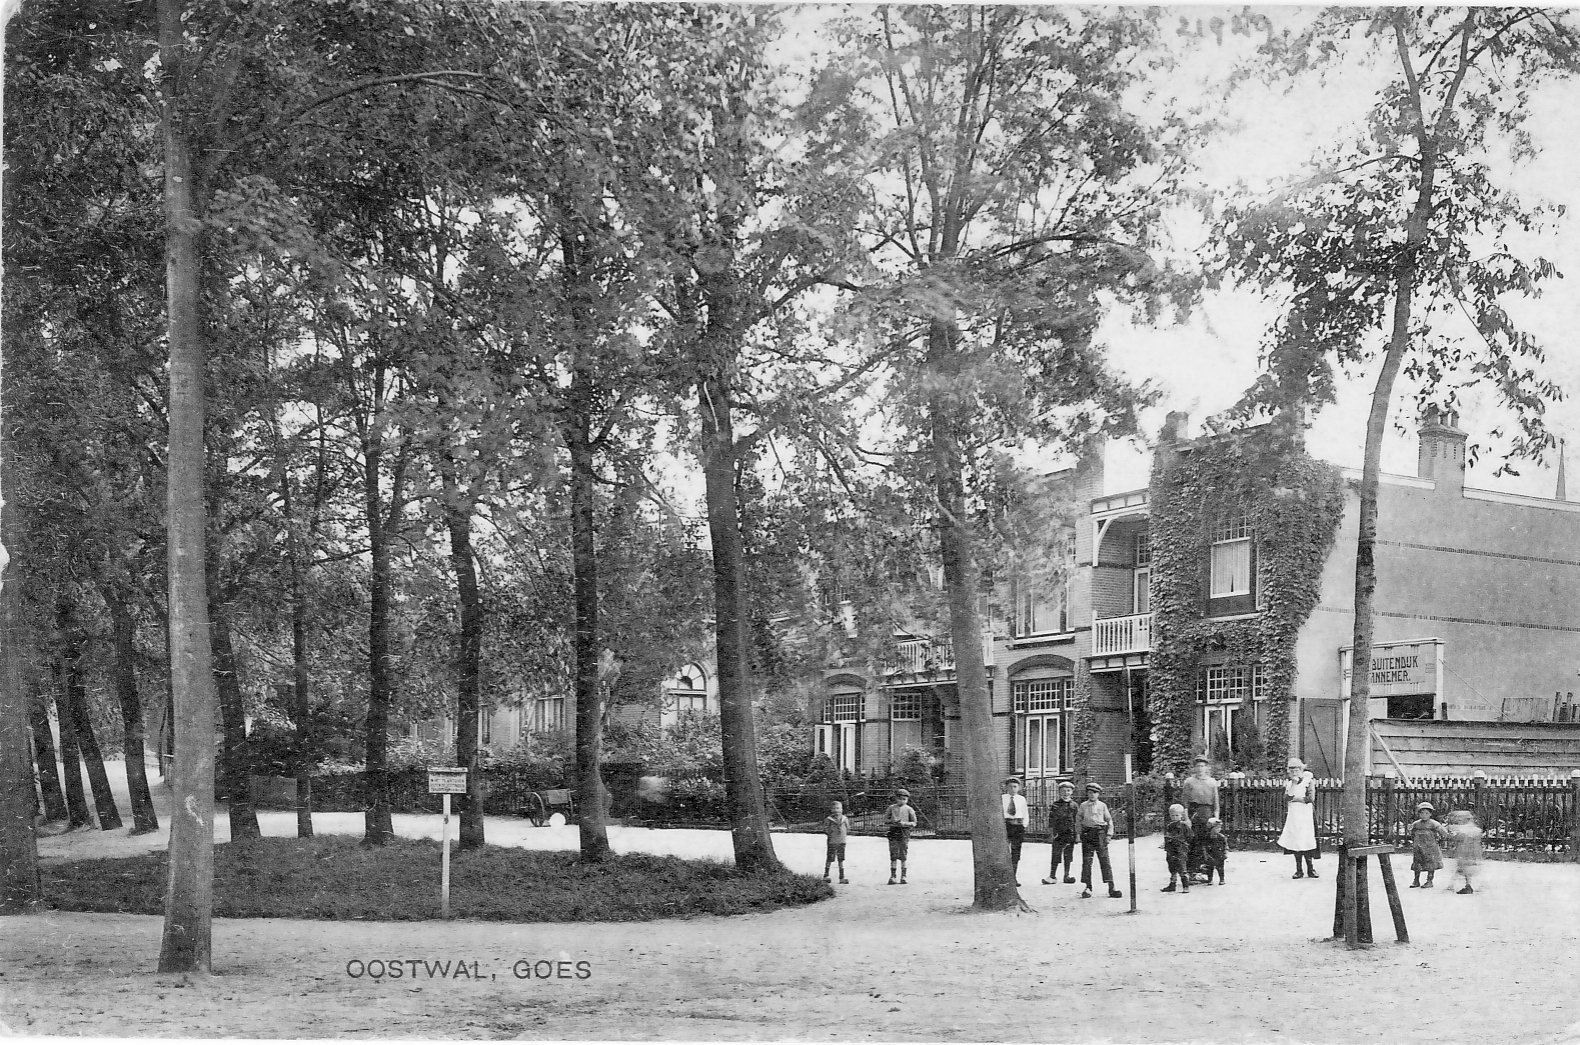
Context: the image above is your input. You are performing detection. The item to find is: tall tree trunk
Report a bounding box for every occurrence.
[209,600,260,840]
[361,409,396,845]
[157,0,218,971]
[926,318,1021,911]
[443,471,486,850]
[28,688,67,823]
[568,433,611,861]
[52,670,92,828]
[1345,19,1443,854]
[699,371,781,874]
[58,611,123,831]
[1,447,43,912]
[106,590,159,834]
[283,480,313,838]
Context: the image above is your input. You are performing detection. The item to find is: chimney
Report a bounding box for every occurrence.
[1155,410,1191,474]
[1417,408,1467,494]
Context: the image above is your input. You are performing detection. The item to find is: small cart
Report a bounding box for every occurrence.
[522,788,577,827]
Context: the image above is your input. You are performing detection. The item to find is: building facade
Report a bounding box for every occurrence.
[819,410,1580,784]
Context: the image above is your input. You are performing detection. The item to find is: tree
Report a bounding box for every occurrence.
[1217,11,1580,936]
[831,7,1189,909]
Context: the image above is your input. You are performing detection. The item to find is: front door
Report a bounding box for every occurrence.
[837,722,858,774]
[1299,699,1343,778]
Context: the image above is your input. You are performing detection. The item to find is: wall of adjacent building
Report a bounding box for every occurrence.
[1296,474,1580,721]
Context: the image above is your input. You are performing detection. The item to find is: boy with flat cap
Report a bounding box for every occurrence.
[1042,779,1079,884]
[1002,777,1029,882]
[885,788,918,885]
[1077,782,1124,899]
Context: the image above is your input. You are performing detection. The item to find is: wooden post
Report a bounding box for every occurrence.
[1472,770,1487,834]
[1341,848,1358,948]
[1569,770,1580,857]
[1125,755,1137,914]
[1354,854,1373,946]
[1376,851,1409,943]
[1332,842,1348,939]
[441,791,452,920]
[1381,772,1397,847]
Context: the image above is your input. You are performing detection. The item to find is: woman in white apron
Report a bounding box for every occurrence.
[1277,757,1320,878]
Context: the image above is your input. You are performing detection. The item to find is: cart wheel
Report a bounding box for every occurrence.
[525,792,548,827]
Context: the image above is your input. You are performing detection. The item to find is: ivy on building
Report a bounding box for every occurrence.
[1146,429,1345,774]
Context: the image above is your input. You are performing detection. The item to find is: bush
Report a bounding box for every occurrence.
[893,745,943,789]
[486,730,574,788]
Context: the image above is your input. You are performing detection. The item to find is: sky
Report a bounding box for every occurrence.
[773,5,1580,501]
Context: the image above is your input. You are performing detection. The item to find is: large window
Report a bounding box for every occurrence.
[534,695,566,732]
[830,692,863,722]
[1198,664,1267,704]
[1014,678,1073,778]
[1209,511,1253,598]
[890,691,922,721]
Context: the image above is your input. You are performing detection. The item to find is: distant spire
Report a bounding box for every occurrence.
[1558,439,1568,501]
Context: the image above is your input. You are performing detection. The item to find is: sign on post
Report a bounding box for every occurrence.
[427,767,467,919]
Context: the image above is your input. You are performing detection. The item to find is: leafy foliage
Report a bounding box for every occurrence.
[1147,432,1345,773]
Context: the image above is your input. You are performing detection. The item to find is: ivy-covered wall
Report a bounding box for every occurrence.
[1147,431,1345,774]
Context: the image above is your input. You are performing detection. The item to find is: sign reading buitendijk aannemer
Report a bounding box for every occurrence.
[1340,639,1440,697]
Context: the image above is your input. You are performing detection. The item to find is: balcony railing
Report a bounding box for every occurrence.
[1091,612,1152,656]
[883,633,996,677]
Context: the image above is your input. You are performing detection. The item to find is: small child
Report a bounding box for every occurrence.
[1407,802,1449,889]
[823,801,852,884]
[1161,803,1192,893]
[1202,816,1228,885]
[885,788,917,885]
[1445,809,1483,895]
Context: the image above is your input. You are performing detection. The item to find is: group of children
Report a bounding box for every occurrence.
[822,778,1127,897]
[1407,802,1484,893]
[820,779,1486,897]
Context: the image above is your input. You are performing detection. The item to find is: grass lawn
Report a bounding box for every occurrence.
[41,836,833,921]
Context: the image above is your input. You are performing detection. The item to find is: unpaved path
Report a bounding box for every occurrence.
[4,764,1579,1042]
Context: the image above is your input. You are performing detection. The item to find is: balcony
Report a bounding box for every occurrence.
[1091,612,1152,656]
[882,633,996,678]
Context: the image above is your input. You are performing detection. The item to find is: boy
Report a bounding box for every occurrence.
[1042,779,1079,885]
[1445,809,1483,895]
[1161,803,1191,893]
[1002,777,1028,882]
[1077,782,1125,899]
[823,801,852,884]
[1202,816,1228,885]
[885,788,917,885]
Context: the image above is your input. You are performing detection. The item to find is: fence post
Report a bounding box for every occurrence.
[1381,770,1396,847]
[1227,771,1244,843]
[1472,770,1487,832]
[1569,770,1580,856]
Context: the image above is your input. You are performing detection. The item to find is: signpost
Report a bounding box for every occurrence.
[1125,754,1137,913]
[427,767,468,919]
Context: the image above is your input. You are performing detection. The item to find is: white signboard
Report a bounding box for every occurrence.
[427,767,468,794]
[1340,639,1442,698]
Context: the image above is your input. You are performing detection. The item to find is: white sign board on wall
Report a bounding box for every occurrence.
[1339,638,1444,699]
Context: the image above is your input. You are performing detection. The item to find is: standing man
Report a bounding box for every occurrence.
[1002,777,1028,883]
[1078,782,1125,899]
[1182,755,1220,880]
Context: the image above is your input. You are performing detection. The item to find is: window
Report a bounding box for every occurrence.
[1198,664,1267,704]
[1011,579,1069,637]
[670,692,708,718]
[1013,678,1073,777]
[1209,511,1253,598]
[534,695,566,732]
[890,691,922,721]
[1133,532,1152,614]
[830,692,862,722]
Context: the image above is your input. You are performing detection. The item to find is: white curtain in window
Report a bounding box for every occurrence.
[1210,539,1251,596]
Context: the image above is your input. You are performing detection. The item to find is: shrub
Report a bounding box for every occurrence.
[486,730,574,787]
